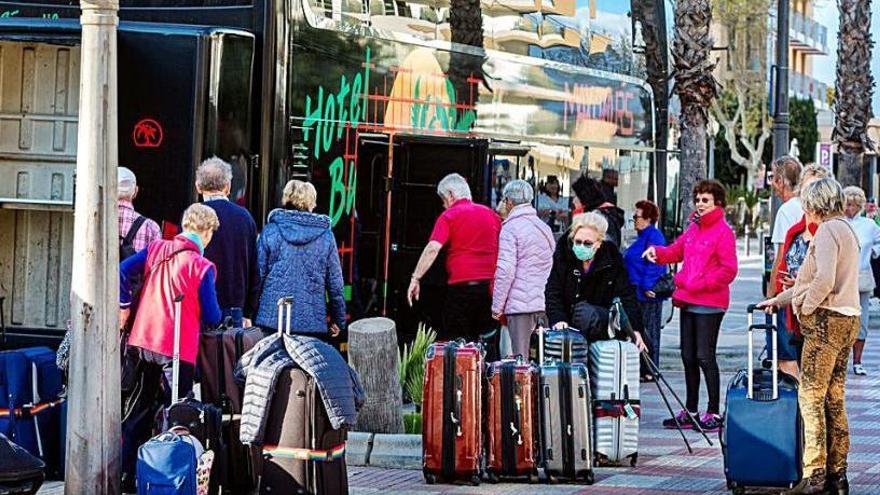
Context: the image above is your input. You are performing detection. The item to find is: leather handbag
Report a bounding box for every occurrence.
[651,272,675,299]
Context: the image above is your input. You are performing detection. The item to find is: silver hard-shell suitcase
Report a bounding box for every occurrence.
[537,326,594,484]
[589,339,640,466]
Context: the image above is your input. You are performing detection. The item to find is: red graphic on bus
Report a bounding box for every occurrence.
[133,118,164,148]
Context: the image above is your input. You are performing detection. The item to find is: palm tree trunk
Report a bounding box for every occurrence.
[672,0,718,222]
[834,0,875,187]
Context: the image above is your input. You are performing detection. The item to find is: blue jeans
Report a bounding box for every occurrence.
[766,307,799,361]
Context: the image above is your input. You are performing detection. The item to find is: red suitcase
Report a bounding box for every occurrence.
[485,358,539,483]
[422,341,482,485]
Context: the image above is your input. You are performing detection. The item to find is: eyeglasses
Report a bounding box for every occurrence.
[632,214,643,221]
[573,239,594,247]
[694,196,714,204]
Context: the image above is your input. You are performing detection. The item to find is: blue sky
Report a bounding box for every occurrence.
[576,0,880,116]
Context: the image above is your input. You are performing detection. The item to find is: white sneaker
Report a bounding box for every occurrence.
[854,364,868,376]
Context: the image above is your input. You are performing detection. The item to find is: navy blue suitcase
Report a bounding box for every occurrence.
[721,306,802,492]
[0,347,65,478]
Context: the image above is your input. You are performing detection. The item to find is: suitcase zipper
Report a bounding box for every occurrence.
[559,363,575,478]
[441,342,459,480]
[500,362,517,474]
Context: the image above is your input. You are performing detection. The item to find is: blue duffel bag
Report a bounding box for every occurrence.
[136,430,199,495]
[721,306,803,493]
[0,347,64,478]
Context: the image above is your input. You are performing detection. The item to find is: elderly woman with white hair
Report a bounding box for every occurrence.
[760,178,861,494]
[545,211,647,349]
[254,180,346,338]
[491,180,556,357]
[843,186,880,375]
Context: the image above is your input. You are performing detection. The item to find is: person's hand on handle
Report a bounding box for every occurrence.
[642,246,657,263]
[756,298,779,314]
[553,321,569,330]
[645,290,656,298]
[780,275,796,289]
[407,276,420,307]
[632,331,648,353]
[329,323,342,337]
[242,317,253,328]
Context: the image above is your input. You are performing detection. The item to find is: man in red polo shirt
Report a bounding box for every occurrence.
[408,173,501,341]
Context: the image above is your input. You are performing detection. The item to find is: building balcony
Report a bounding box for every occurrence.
[789,71,829,108]
[790,11,827,55]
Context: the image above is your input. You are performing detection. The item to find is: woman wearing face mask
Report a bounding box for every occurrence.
[642,180,738,433]
[545,211,647,351]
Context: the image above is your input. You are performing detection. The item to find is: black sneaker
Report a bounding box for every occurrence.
[827,469,849,495]
[662,409,696,429]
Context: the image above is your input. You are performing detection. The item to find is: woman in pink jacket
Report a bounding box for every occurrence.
[492,180,556,357]
[643,180,738,432]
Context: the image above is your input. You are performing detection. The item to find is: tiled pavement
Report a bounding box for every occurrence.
[349,343,880,494]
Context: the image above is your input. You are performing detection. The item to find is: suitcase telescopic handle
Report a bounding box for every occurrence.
[172,294,184,405]
[746,304,778,401]
[276,296,293,336]
[537,317,546,365]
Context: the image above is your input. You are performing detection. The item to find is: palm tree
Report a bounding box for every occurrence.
[834,0,875,187]
[447,0,485,123]
[672,0,719,222]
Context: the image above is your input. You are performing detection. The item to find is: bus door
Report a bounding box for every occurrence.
[487,141,532,209]
[383,135,488,340]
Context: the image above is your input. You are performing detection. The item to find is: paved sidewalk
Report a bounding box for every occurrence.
[349,340,880,494]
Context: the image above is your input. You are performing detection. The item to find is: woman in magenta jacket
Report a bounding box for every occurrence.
[643,180,738,432]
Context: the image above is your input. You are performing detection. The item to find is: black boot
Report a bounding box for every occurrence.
[826,469,849,495]
[785,469,827,495]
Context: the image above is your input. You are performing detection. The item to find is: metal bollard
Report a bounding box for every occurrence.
[745,225,751,257]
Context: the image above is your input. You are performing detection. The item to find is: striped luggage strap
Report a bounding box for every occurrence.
[0,398,65,418]
[262,442,346,462]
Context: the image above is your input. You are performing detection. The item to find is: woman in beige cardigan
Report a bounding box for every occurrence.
[759,178,860,495]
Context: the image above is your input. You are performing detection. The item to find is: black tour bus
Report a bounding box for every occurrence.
[0,0,658,344]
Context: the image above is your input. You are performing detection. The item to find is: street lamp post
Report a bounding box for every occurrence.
[707,116,719,179]
[66,1,120,493]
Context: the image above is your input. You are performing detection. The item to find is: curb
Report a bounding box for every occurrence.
[347,432,421,470]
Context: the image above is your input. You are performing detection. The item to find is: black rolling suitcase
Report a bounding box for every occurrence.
[258,297,348,495]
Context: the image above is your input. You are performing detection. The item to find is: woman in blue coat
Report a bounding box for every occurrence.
[255,180,346,337]
[623,200,668,380]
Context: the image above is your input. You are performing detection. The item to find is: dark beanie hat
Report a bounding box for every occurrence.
[571,175,606,211]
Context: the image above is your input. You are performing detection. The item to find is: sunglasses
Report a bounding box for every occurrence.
[694,196,714,204]
[573,239,594,247]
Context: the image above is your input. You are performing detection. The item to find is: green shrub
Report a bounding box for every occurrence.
[397,323,437,409]
[403,412,423,435]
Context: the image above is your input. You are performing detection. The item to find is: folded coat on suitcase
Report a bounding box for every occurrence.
[258,297,348,495]
[722,308,802,491]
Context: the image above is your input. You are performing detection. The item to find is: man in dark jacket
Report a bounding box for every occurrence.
[572,174,625,248]
[545,211,645,347]
[197,157,260,327]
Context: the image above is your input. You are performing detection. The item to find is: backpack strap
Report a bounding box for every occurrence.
[124,215,148,245]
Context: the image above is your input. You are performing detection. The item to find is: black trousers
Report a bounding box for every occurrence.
[680,310,724,414]
[442,281,496,343]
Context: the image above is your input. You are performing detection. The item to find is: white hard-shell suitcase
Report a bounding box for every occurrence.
[589,339,640,466]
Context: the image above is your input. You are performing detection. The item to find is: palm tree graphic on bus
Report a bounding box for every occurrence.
[132,118,164,148]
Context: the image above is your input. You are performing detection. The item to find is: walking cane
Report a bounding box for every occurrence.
[612,299,714,448]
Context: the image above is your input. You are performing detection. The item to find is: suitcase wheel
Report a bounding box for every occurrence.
[470,474,481,486]
[423,471,437,485]
[731,488,745,495]
[486,471,500,484]
[546,473,559,485]
[630,453,638,467]
[528,470,539,484]
[579,470,595,485]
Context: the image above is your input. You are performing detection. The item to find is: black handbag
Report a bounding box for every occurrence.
[651,272,675,299]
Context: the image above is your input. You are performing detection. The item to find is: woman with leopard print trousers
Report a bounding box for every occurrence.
[759,178,860,495]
